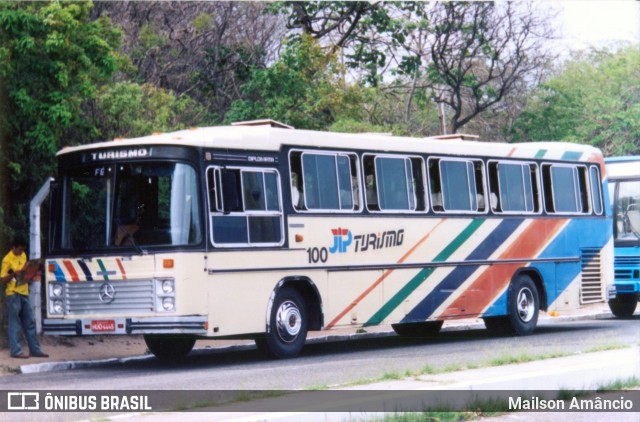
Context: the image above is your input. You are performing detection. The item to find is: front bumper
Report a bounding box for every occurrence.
[43,316,207,336]
[608,282,640,300]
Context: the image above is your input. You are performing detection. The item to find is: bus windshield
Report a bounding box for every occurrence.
[52,161,202,253]
[612,180,640,244]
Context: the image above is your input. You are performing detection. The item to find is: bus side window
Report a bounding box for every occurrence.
[542,164,590,214]
[488,161,540,214]
[428,160,443,211]
[429,157,484,213]
[209,166,283,246]
[589,166,603,215]
[364,154,425,212]
[291,150,361,212]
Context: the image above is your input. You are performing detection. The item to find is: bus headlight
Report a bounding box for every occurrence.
[162,297,175,311]
[161,279,174,294]
[155,278,176,312]
[53,300,63,314]
[50,282,64,298]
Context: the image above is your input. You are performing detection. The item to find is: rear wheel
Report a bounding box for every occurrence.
[609,295,638,318]
[144,335,196,360]
[392,321,443,338]
[506,274,539,335]
[258,287,308,359]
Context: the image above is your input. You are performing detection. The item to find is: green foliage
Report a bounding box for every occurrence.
[512,46,640,156]
[225,35,364,130]
[91,82,206,140]
[0,0,120,243]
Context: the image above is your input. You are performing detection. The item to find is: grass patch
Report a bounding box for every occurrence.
[332,343,634,389]
[488,350,569,366]
[596,376,640,391]
[584,343,629,353]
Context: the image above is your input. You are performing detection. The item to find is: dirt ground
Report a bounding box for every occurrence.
[0,334,149,376]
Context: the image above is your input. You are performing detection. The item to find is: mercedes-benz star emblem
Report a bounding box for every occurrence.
[98,283,116,304]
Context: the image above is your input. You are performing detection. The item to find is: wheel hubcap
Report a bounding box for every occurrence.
[275,300,302,343]
[516,287,535,322]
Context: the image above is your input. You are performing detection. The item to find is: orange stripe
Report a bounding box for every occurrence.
[325,219,445,329]
[439,219,567,319]
[116,258,127,280]
[63,260,80,282]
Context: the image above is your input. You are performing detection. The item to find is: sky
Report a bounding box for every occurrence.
[554,0,640,51]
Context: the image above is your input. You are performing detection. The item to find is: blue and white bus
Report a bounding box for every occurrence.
[606,156,640,317]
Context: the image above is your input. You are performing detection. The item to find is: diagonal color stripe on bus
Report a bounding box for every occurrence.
[77,260,94,281]
[400,218,524,323]
[363,219,485,327]
[439,218,568,319]
[325,219,447,329]
[62,260,80,282]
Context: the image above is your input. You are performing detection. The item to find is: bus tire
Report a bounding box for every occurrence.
[144,335,196,360]
[392,321,443,338]
[609,295,638,318]
[261,287,308,359]
[507,274,539,335]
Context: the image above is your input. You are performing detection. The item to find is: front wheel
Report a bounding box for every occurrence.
[144,335,196,360]
[259,287,308,359]
[506,274,539,336]
[609,295,638,318]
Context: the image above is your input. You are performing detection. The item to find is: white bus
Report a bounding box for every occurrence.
[42,120,613,359]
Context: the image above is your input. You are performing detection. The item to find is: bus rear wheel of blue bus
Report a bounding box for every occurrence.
[609,294,638,318]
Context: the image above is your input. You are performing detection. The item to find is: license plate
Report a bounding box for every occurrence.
[91,320,116,332]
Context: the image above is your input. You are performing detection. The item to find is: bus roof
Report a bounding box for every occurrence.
[57,124,603,163]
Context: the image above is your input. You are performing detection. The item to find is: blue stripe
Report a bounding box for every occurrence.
[484,217,612,315]
[401,218,524,322]
[48,261,66,282]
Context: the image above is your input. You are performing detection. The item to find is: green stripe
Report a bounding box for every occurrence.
[363,219,485,326]
[534,149,547,159]
[97,259,109,281]
[562,151,583,161]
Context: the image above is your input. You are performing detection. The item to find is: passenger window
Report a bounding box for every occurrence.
[363,154,426,212]
[290,151,361,212]
[429,158,485,213]
[542,164,590,214]
[488,161,540,213]
[589,166,603,215]
[206,167,283,246]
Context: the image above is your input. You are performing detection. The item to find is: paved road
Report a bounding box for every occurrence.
[0,317,638,421]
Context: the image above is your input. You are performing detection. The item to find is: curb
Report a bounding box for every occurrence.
[18,308,614,374]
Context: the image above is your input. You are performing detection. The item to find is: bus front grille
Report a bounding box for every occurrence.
[580,249,603,304]
[65,280,155,315]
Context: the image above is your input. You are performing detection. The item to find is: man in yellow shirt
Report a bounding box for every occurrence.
[1,236,48,359]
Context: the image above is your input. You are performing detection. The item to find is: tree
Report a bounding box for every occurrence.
[512,46,640,156]
[0,1,120,248]
[92,1,285,121]
[225,35,364,130]
[419,1,556,134]
[88,82,207,141]
[274,1,557,136]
